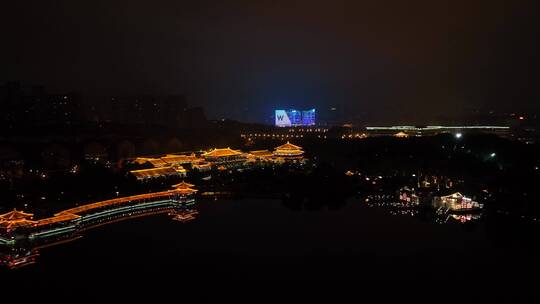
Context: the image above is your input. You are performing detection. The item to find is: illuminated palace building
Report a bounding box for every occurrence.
[0,182,198,267]
[272,141,304,160]
[130,153,198,181]
[433,192,483,212]
[128,142,306,179]
[202,147,247,168]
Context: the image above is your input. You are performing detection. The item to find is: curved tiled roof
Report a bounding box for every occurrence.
[275,141,302,151]
[130,166,179,179]
[203,148,242,157]
[0,218,37,230]
[0,209,34,221]
[172,181,196,189]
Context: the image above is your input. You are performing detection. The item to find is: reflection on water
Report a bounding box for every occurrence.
[170,209,199,223]
[363,193,483,224]
[0,205,198,269]
[1,195,540,300]
[450,213,482,223]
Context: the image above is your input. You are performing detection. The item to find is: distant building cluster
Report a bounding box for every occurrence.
[0,81,81,127]
[0,81,207,128]
[108,95,207,128]
[363,125,511,138]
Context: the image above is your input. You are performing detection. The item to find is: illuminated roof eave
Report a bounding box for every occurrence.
[203,148,243,157]
[0,209,34,221]
[0,218,38,229]
[35,214,81,226]
[275,141,303,151]
[55,188,196,216]
[172,181,196,189]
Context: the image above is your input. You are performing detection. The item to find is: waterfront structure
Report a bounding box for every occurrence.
[450,213,482,223]
[273,142,304,160]
[398,187,420,205]
[433,192,482,211]
[0,183,198,246]
[202,147,247,168]
[0,210,37,233]
[192,162,212,171]
[171,181,198,196]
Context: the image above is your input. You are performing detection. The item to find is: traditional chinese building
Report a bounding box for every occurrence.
[133,157,168,168]
[160,153,200,166]
[433,192,482,211]
[172,181,198,195]
[398,187,420,205]
[130,166,186,180]
[1,182,200,253]
[0,209,37,240]
[202,147,247,168]
[273,141,304,160]
[192,162,212,171]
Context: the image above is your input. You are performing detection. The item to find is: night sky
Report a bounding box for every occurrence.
[1,0,539,124]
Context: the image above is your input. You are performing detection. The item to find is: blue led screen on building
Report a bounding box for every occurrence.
[275,109,316,127]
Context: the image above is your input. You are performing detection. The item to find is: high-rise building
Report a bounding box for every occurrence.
[275,109,316,127]
[289,110,302,126]
[108,94,206,128]
[302,109,316,126]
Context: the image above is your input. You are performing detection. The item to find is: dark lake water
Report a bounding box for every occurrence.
[2,198,539,301]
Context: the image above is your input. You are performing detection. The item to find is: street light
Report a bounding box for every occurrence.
[455,133,462,139]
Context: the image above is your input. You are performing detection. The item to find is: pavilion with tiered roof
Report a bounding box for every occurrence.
[273,141,304,159]
[0,209,37,233]
[172,181,198,196]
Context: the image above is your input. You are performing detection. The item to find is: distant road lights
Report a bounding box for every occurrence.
[455,133,462,139]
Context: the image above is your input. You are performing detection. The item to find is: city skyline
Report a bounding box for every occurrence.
[2,1,540,299]
[2,0,539,124]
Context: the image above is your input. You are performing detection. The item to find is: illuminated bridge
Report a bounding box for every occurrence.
[0,182,198,247]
